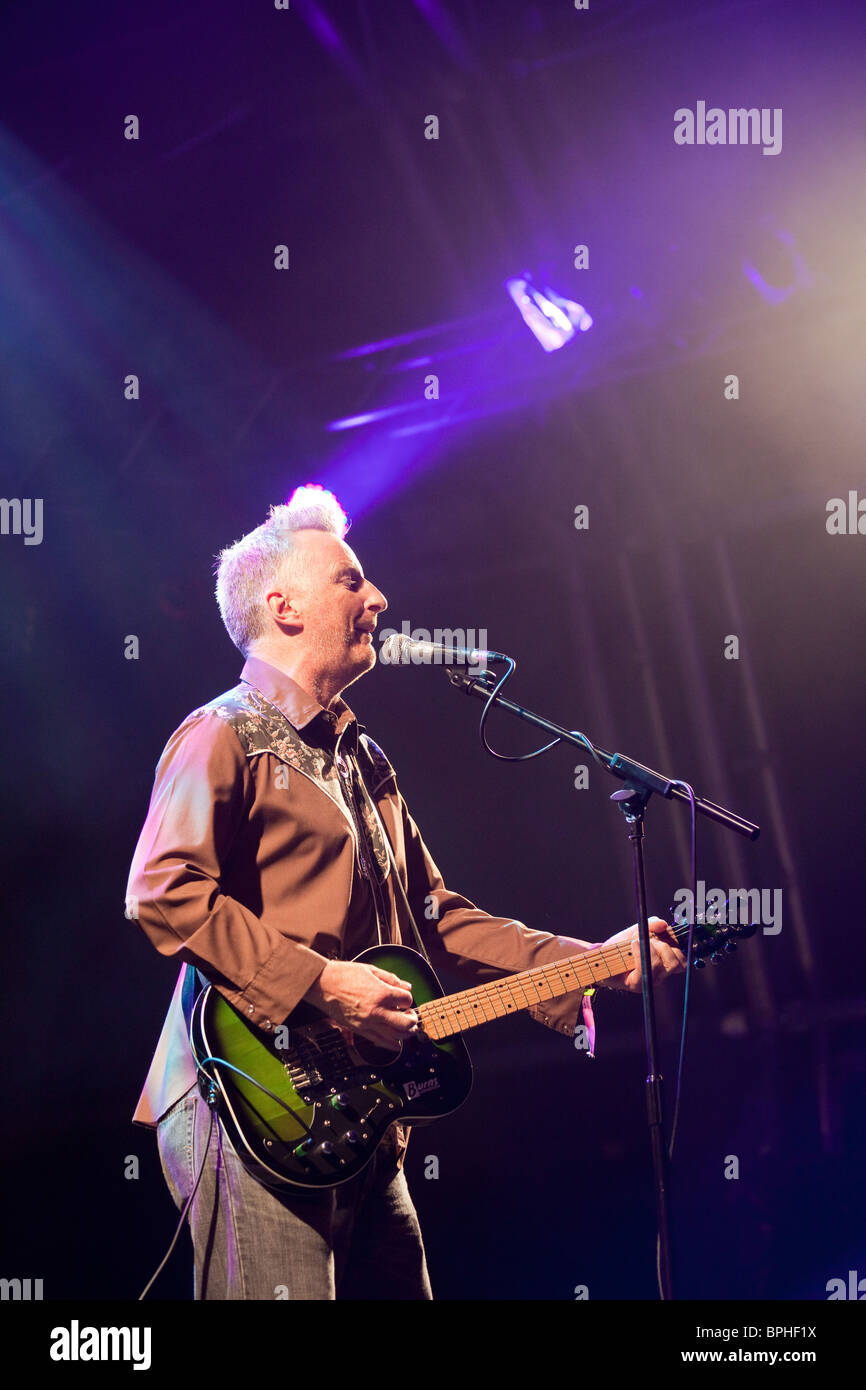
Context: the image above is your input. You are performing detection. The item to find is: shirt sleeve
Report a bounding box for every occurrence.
[384,774,596,1039]
[126,710,329,1028]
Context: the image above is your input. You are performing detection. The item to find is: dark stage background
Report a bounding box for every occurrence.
[1,0,865,1304]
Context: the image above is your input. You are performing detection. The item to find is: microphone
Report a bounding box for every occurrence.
[379,632,508,666]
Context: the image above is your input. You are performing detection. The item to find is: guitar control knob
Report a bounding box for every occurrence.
[345,1130,364,1147]
[330,1093,353,1112]
[293,1137,313,1158]
[319,1141,337,1158]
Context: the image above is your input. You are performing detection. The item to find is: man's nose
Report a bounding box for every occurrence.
[366,583,387,613]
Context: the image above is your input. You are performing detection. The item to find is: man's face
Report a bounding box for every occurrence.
[277,529,388,689]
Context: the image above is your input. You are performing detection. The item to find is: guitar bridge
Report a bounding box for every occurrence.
[283,1055,317,1091]
[278,1024,357,1101]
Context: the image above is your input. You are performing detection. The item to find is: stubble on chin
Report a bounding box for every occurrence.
[328,629,376,691]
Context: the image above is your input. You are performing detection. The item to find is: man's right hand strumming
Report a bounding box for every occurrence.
[304,959,419,1048]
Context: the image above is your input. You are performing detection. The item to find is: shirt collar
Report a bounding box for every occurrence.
[240,655,358,745]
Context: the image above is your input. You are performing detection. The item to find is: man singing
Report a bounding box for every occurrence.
[126,485,684,1300]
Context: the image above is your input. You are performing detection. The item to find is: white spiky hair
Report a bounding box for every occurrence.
[214,485,350,654]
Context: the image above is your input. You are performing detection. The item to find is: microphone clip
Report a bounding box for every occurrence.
[447,668,500,697]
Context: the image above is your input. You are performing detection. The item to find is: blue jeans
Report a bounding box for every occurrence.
[156,1088,433,1300]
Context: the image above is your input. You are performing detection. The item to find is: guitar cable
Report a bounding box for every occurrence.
[658,778,697,1302]
[666,777,698,1166]
[192,1052,315,1137]
[138,989,320,1299]
[137,1102,215,1300]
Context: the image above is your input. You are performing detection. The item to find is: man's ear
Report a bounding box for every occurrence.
[265,588,304,633]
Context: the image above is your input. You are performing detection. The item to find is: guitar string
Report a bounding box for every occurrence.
[418,943,635,1037]
[417,915,717,1036]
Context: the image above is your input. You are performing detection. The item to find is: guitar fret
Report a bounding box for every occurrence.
[549,961,578,994]
[418,943,636,1040]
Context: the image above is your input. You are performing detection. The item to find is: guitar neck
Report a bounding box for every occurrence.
[418,940,634,1041]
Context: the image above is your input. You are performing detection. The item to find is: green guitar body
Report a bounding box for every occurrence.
[189,908,757,1190]
[189,945,473,1190]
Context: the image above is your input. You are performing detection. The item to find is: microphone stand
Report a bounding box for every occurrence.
[447,668,759,1301]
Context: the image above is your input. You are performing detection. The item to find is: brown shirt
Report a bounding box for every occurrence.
[127,656,588,1131]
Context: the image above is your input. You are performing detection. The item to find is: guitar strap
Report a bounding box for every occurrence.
[181,960,211,1037]
[350,740,433,966]
[337,752,394,950]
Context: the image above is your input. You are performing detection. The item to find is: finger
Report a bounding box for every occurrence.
[354,1006,417,1045]
[648,917,673,936]
[370,965,414,991]
[356,1021,405,1048]
[650,938,686,967]
[380,984,415,1009]
[379,1007,421,1036]
[657,936,684,959]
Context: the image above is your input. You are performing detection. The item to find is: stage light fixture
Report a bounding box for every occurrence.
[505,275,593,351]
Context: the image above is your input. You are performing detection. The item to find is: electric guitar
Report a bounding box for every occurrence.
[190,914,756,1190]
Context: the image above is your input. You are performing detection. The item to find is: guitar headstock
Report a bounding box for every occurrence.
[669,900,759,968]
